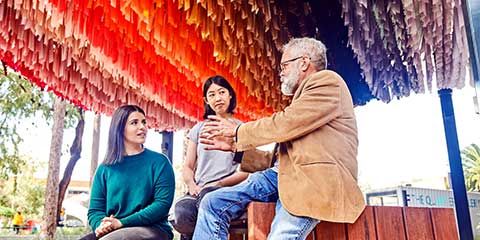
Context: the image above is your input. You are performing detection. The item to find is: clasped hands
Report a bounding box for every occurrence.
[199,115,239,152]
[95,215,123,238]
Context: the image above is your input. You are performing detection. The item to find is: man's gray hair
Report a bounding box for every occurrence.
[282,37,327,71]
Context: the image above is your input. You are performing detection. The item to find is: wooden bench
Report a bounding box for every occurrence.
[229,202,460,240]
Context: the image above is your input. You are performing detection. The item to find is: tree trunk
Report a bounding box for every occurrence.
[43,98,66,240]
[89,113,101,186]
[56,108,85,223]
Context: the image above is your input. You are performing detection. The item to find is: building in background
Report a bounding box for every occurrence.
[367,186,480,237]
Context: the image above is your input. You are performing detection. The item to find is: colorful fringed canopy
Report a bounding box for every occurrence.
[0,0,291,130]
[0,0,470,130]
[340,0,469,102]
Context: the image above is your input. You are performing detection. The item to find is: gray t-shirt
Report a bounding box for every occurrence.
[188,119,242,187]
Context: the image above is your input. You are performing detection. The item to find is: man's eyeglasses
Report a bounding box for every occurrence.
[280,56,303,72]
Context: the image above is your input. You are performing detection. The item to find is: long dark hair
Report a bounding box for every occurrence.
[103,105,146,165]
[202,75,237,119]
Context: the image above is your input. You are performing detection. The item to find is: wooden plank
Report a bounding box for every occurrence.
[243,203,460,240]
[403,207,434,240]
[315,222,347,240]
[374,206,407,240]
[247,202,276,240]
[306,231,315,240]
[347,206,377,240]
[430,208,459,240]
[229,233,245,240]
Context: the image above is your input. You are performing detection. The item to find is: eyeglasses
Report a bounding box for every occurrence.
[280,56,303,72]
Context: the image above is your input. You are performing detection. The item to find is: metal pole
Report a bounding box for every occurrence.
[401,190,409,207]
[161,131,174,163]
[438,88,473,240]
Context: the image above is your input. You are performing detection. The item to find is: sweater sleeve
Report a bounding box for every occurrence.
[87,166,107,231]
[119,158,175,227]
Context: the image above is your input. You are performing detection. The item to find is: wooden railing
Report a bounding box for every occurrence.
[229,202,459,240]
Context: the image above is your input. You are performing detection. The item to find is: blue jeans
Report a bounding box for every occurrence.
[192,168,319,240]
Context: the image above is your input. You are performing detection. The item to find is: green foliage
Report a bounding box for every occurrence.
[0,206,14,218]
[0,65,80,180]
[0,157,46,219]
[461,143,480,192]
[0,154,26,180]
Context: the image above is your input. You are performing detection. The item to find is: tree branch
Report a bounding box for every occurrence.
[1,61,7,76]
[57,107,85,222]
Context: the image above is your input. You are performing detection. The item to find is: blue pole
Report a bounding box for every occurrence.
[161,131,174,163]
[438,88,473,240]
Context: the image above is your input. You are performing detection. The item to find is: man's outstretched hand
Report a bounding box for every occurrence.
[199,134,235,151]
[199,115,239,152]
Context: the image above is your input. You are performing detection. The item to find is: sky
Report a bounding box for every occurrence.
[17,84,480,192]
[355,86,480,190]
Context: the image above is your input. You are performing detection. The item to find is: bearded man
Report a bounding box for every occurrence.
[193,37,365,240]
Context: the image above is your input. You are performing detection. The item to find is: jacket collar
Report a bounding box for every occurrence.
[292,70,327,100]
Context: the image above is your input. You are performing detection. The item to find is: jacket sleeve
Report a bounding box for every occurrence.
[236,72,341,151]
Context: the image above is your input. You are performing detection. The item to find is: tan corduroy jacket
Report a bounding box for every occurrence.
[236,70,365,223]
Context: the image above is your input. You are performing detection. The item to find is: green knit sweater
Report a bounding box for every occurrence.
[88,148,175,238]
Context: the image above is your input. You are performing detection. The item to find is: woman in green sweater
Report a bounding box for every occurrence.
[86,105,175,240]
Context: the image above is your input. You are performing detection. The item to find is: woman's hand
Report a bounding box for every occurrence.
[102,215,123,229]
[95,215,123,237]
[94,220,112,238]
[187,182,202,196]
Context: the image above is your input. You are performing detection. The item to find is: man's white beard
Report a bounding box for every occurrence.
[280,68,300,96]
[281,82,294,96]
